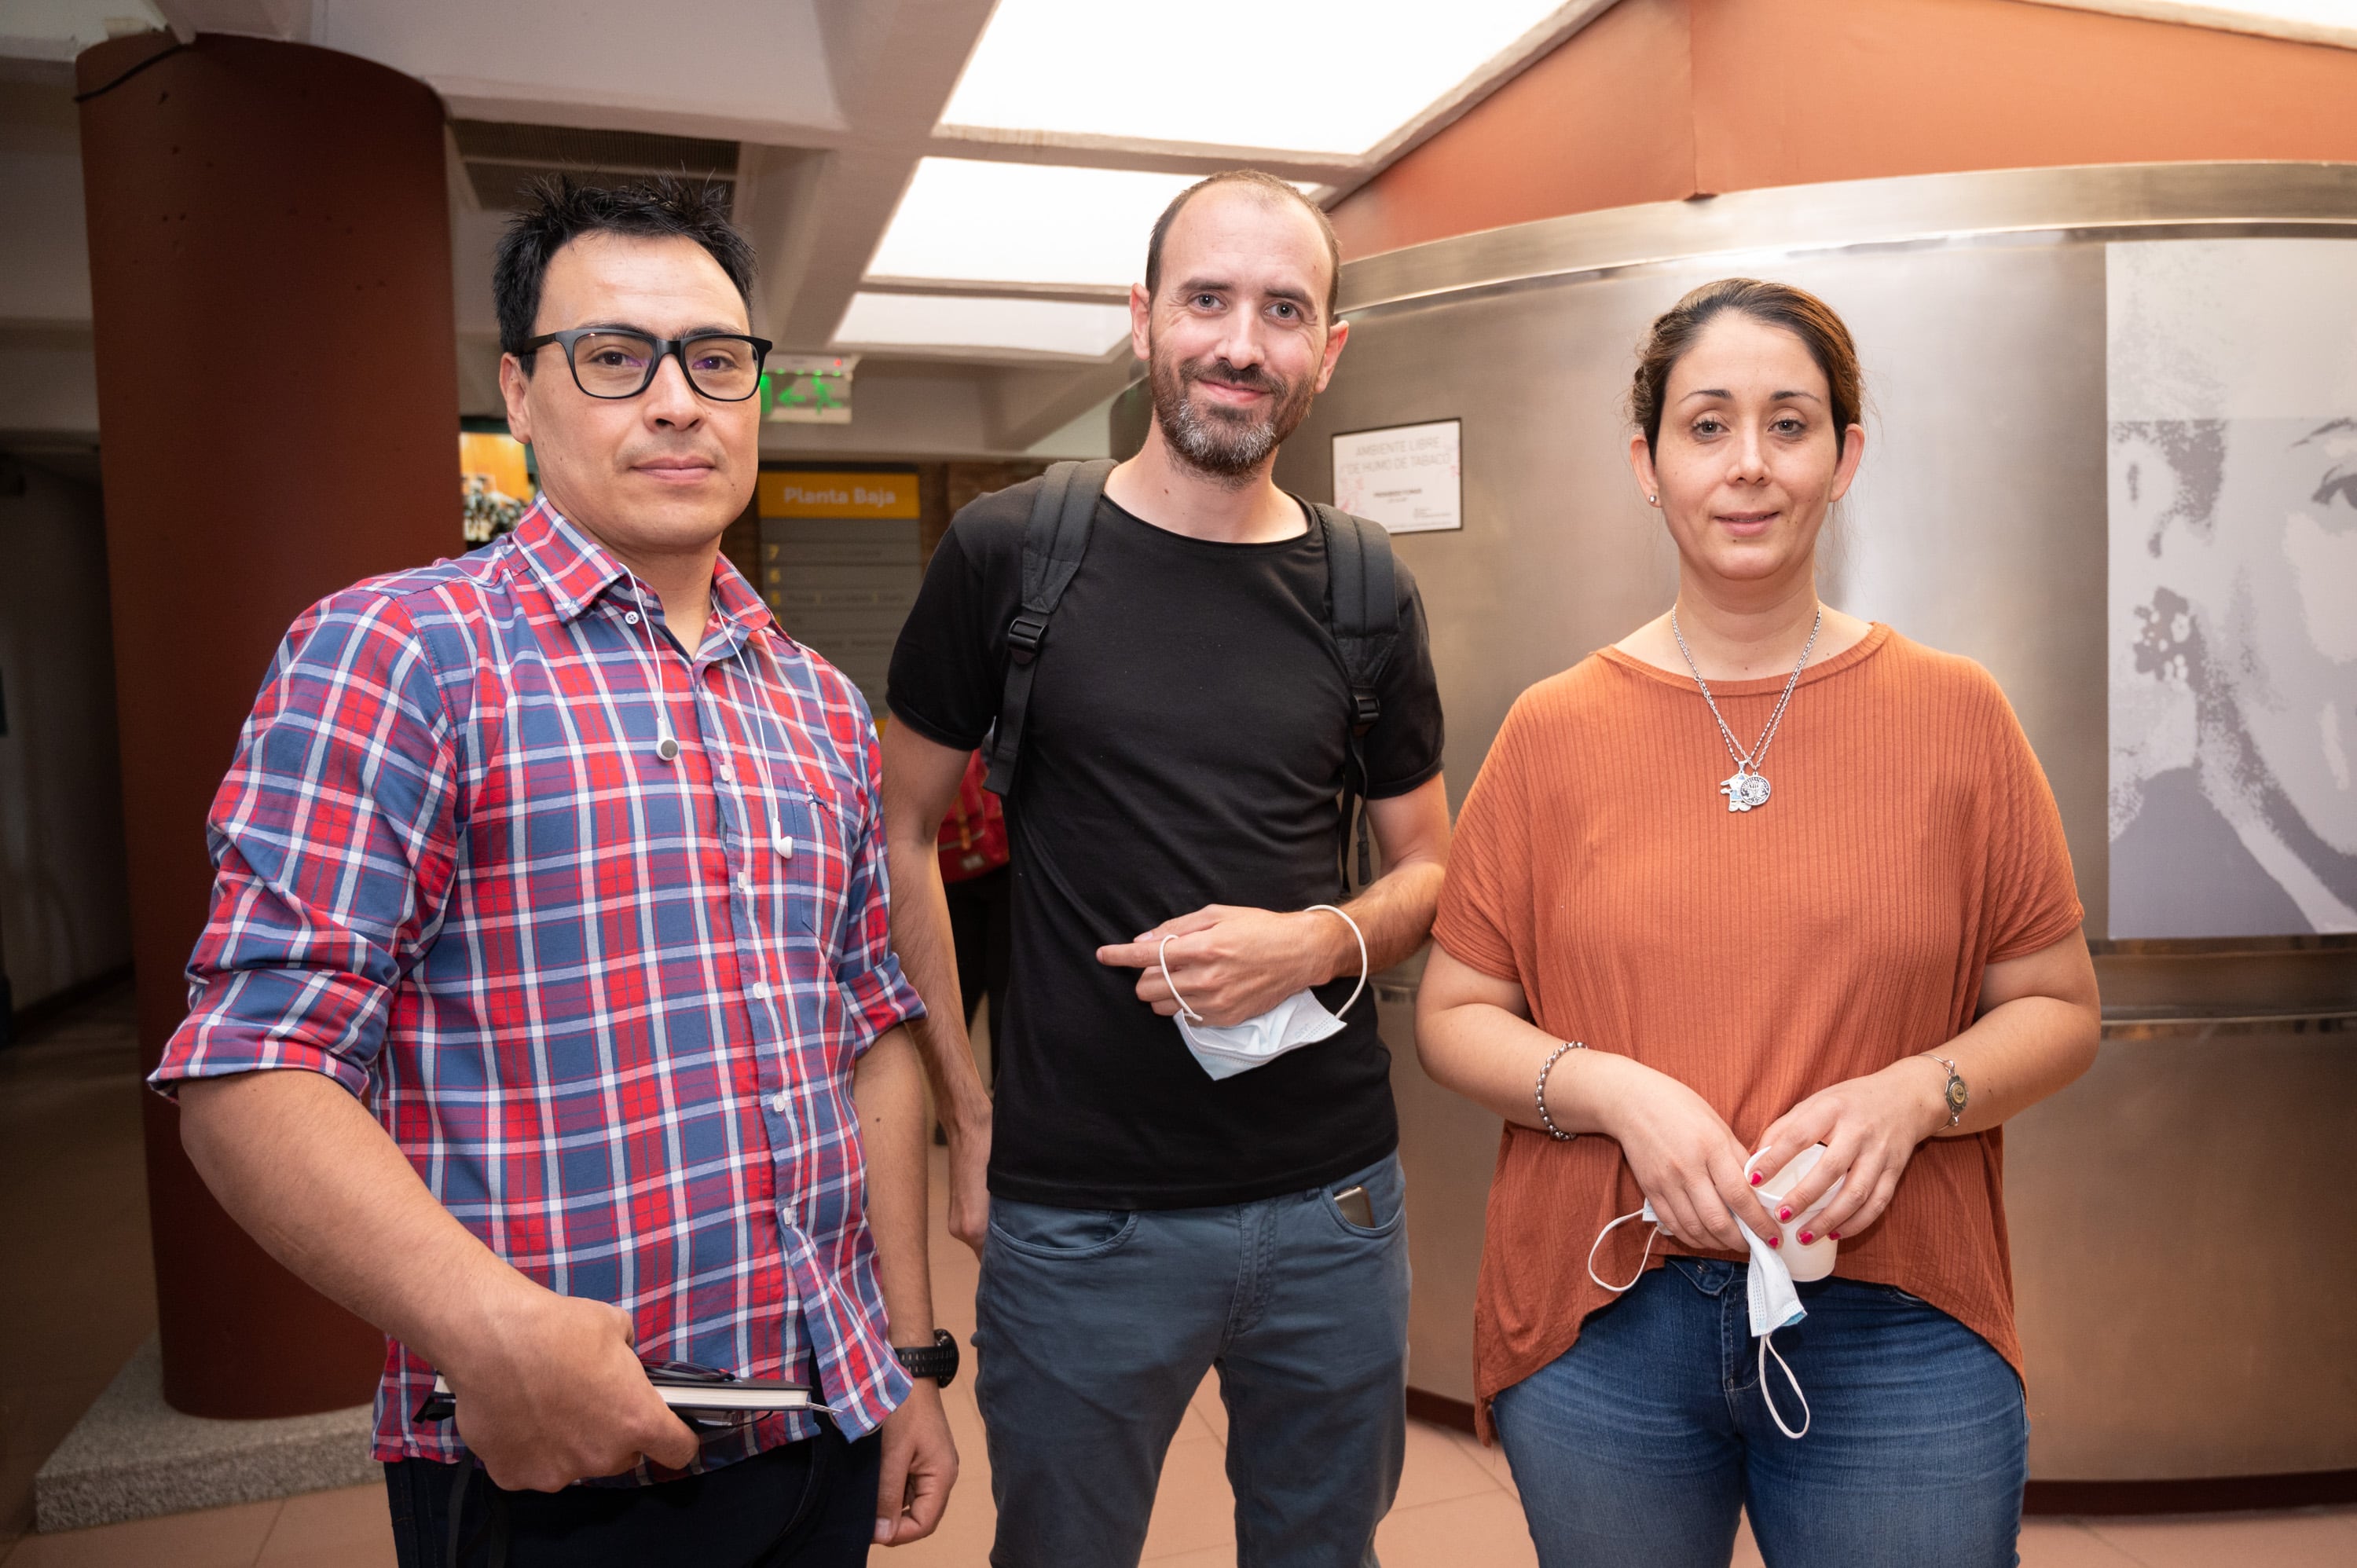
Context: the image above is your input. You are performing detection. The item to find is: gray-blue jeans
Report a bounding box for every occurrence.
[975,1152,1411,1567]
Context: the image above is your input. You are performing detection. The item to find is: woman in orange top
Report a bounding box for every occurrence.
[1417,279,2101,1568]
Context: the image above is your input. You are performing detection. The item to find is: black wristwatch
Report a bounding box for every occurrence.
[894,1329,960,1388]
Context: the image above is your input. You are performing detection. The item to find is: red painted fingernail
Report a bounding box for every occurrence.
[1798,1232,1816,1246]
[1777,1207,1793,1222]
[1830,1231,1842,1241]
[1767,1235,1780,1247]
[1749,1172,1763,1185]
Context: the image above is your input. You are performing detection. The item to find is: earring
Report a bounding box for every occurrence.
[1648,494,1659,507]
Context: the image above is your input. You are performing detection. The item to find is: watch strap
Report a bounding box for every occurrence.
[893,1328,960,1388]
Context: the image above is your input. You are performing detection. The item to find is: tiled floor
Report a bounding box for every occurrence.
[5,986,2354,1565]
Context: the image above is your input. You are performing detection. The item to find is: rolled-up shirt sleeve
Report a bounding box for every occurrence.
[832,702,925,1056]
[152,589,460,1099]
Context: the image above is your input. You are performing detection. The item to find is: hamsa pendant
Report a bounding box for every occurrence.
[1720,768,1772,813]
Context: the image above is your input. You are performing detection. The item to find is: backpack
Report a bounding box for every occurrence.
[977,459,1400,891]
[936,749,1011,884]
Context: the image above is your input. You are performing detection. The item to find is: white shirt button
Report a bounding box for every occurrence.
[718,764,735,782]
[751,980,771,999]
[623,610,640,625]
[770,1092,789,1113]
[737,873,753,895]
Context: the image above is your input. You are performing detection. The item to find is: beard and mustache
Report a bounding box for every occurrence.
[1148,336,1318,485]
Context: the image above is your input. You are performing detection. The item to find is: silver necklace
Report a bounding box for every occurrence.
[1670,606,1821,814]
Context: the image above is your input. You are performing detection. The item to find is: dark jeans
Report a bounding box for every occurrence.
[385,1424,882,1568]
[975,1152,1410,1567]
[1492,1258,2029,1568]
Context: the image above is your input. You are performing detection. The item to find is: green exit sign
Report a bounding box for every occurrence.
[762,355,856,424]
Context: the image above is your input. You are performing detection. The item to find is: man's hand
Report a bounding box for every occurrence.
[442,1284,698,1492]
[944,1112,992,1258]
[879,724,999,1263]
[873,1379,958,1546]
[1097,904,1353,1027]
[175,1071,699,1494]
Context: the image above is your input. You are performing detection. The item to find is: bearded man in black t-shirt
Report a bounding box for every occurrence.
[882,170,1450,1566]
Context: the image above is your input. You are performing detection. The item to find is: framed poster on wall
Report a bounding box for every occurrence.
[1332,419,1461,533]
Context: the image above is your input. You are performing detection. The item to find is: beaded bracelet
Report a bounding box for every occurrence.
[1534,1040,1587,1141]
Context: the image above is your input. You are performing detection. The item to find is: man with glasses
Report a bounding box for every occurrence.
[154,178,956,1566]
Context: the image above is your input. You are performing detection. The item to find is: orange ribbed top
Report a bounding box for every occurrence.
[1431,625,2083,1437]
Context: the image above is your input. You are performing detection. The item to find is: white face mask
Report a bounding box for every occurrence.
[1161,904,1368,1081]
[1584,1145,1846,1440]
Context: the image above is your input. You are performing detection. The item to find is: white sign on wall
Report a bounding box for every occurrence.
[1332,419,1461,534]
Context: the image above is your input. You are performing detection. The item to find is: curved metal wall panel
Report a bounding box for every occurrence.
[1285,164,2357,1483]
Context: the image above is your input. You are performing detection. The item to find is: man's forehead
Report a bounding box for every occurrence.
[538,232,747,328]
[1161,186,1330,293]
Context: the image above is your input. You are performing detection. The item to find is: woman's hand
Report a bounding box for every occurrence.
[1750,1059,1949,1244]
[1592,1055,1780,1255]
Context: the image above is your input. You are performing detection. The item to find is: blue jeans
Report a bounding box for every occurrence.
[974,1152,1411,1567]
[1493,1259,2026,1568]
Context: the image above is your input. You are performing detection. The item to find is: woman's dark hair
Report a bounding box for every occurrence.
[493,175,757,362]
[1630,278,1863,456]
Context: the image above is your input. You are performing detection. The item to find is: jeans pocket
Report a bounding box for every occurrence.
[988,1198,1139,1260]
[1322,1153,1407,1239]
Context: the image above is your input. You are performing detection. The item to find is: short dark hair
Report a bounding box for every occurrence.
[493,175,758,363]
[1145,170,1343,324]
[1630,278,1864,457]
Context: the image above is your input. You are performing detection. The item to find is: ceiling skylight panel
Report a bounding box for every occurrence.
[865,160,1205,287]
[833,293,1134,358]
[939,0,1576,156]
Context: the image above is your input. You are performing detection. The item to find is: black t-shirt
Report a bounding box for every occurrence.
[886,480,1445,1208]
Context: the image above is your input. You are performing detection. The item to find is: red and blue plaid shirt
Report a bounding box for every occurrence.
[152,499,925,1470]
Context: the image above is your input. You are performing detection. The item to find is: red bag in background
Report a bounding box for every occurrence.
[937,749,1010,884]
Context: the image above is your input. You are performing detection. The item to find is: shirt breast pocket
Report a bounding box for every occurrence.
[780,782,859,956]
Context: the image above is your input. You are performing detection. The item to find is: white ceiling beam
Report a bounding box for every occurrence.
[426,93,843,150]
[748,0,1002,351]
[928,125,1358,182]
[315,0,847,147]
[838,340,1126,369]
[984,355,1138,451]
[858,275,1130,305]
[760,365,998,458]
[732,142,829,342]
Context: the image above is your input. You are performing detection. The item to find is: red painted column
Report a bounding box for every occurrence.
[77,32,458,1418]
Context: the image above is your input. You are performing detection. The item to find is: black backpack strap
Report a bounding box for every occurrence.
[982,458,1114,797]
[1310,503,1399,890]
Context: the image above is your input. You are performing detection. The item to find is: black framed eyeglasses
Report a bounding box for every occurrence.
[522,327,774,401]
